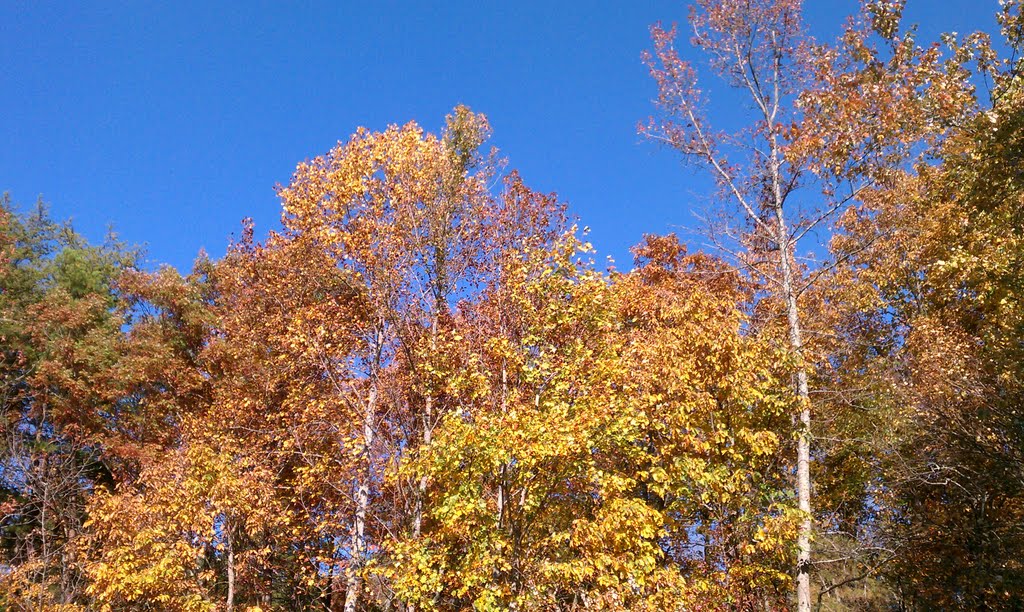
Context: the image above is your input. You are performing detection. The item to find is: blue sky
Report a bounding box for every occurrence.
[0,1,995,273]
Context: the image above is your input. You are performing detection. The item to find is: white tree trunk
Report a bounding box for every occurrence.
[226,519,235,612]
[413,316,438,540]
[773,201,813,612]
[345,381,377,612]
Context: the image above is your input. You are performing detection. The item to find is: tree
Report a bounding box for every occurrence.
[85,435,292,611]
[275,106,508,610]
[380,226,800,609]
[1,220,222,609]
[829,4,1024,604]
[641,1,963,606]
[0,197,149,609]
[641,4,827,607]
[613,235,798,608]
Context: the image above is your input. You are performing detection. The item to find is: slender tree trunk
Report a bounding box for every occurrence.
[773,200,812,611]
[497,363,508,529]
[413,393,432,539]
[413,316,438,539]
[345,377,378,612]
[407,316,440,612]
[226,519,235,612]
[762,105,813,609]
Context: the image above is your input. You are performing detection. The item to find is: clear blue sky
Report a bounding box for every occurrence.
[0,1,994,272]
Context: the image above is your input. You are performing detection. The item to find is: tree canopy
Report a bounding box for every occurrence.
[3,2,1024,610]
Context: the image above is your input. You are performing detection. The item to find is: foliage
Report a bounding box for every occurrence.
[3,4,1024,609]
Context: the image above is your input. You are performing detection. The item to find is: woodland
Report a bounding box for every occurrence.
[2,0,1024,610]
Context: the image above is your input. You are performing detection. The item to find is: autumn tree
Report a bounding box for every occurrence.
[828,2,1024,606]
[641,3,831,607]
[271,106,509,611]
[83,231,354,609]
[614,235,799,608]
[0,196,162,609]
[0,212,228,609]
[641,1,965,606]
[378,219,801,609]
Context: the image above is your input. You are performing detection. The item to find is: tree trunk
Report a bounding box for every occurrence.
[345,380,377,612]
[413,393,432,539]
[226,519,235,612]
[773,201,813,612]
[497,363,508,529]
[413,316,438,539]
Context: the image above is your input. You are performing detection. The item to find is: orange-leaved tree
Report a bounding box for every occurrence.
[641,1,958,606]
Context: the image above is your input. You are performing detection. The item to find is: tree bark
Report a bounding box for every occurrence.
[412,392,432,539]
[497,364,508,529]
[345,378,377,612]
[773,198,813,612]
[226,519,235,612]
[413,316,438,539]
